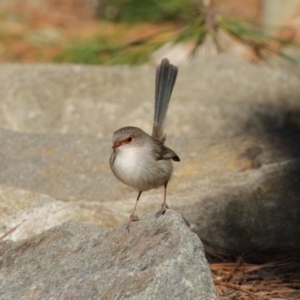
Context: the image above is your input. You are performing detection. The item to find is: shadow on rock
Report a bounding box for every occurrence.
[193,99,300,262]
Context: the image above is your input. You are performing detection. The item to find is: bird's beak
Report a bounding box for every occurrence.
[112,141,122,149]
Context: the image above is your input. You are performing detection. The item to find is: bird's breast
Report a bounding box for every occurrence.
[110,145,173,191]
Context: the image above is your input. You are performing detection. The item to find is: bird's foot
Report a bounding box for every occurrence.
[126,214,139,233]
[155,204,169,218]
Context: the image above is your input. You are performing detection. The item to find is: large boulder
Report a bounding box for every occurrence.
[1,55,300,138]
[1,54,300,254]
[0,211,216,300]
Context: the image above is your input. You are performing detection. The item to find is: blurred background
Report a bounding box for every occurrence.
[0,0,300,65]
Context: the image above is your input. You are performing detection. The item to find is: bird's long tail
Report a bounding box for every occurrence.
[152,58,178,142]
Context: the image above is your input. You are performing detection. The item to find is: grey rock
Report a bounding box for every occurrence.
[1,54,300,138]
[1,128,300,254]
[1,55,300,254]
[0,211,216,300]
[0,129,113,202]
[0,185,125,240]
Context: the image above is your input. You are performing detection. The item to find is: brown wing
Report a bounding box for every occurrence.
[153,141,180,162]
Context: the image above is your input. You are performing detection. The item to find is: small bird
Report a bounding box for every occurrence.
[109,58,180,231]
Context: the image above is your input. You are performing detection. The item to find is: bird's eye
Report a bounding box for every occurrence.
[127,136,132,142]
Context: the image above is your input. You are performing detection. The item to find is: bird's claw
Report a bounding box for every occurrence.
[126,214,139,233]
[132,215,139,222]
[155,204,169,218]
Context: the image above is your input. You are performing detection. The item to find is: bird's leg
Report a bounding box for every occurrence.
[126,191,142,232]
[155,182,169,218]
